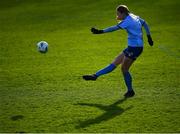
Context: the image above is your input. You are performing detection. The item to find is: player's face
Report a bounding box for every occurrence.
[116,11,123,20]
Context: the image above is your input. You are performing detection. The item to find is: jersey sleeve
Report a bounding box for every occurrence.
[103,16,130,33]
[117,19,129,29]
[139,17,145,25]
[139,17,151,35]
[103,25,121,33]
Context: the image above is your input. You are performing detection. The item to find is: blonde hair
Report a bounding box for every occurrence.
[116,5,130,15]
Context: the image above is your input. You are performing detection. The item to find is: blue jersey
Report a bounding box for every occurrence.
[103,13,151,47]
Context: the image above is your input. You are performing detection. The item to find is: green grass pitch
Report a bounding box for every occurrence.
[0,0,180,132]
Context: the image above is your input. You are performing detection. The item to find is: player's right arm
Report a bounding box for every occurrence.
[91,25,121,34]
[139,18,154,46]
[91,19,129,34]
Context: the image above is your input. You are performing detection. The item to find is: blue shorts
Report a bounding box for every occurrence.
[123,46,143,60]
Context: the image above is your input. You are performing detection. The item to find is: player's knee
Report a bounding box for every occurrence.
[112,61,120,66]
[121,65,128,73]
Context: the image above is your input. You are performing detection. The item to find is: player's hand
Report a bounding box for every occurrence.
[147,35,153,46]
[91,27,104,34]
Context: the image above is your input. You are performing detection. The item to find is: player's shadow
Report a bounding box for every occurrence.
[75,97,133,128]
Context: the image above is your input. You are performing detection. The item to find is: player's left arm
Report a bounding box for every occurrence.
[139,17,154,46]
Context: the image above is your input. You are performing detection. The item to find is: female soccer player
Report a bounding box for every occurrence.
[83,5,153,98]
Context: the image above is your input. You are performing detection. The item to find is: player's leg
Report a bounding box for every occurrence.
[112,52,125,66]
[121,46,143,97]
[121,56,135,97]
[83,52,125,80]
[95,52,125,76]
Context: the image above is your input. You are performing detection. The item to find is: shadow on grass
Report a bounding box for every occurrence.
[10,115,24,121]
[75,97,133,128]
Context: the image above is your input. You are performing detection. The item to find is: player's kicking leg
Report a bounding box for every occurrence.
[83,53,125,80]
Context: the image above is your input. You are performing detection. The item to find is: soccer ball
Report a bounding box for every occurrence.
[37,41,48,53]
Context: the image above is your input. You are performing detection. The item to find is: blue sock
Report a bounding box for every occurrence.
[123,72,133,91]
[95,64,116,77]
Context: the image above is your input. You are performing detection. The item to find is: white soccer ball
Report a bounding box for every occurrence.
[37,41,48,53]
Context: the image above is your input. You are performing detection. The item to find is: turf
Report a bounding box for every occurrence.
[0,0,180,133]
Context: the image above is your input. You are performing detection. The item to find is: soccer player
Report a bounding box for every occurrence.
[83,5,153,98]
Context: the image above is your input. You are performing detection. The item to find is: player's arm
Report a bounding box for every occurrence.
[139,18,154,46]
[91,25,121,34]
